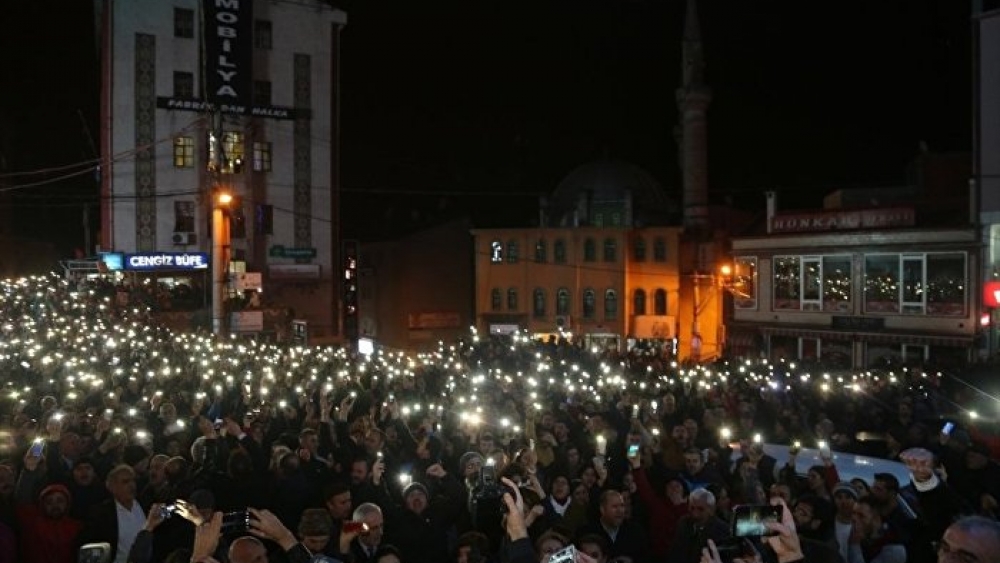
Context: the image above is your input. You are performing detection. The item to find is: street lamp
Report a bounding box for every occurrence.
[212,190,232,335]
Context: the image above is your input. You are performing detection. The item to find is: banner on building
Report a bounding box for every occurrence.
[204,0,253,108]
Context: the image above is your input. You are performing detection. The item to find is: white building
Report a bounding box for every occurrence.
[96,0,347,338]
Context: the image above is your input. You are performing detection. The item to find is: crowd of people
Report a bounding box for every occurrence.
[0,273,999,563]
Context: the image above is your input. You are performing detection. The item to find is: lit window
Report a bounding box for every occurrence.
[252,141,272,172]
[490,240,503,263]
[174,8,194,38]
[173,137,195,168]
[208,131,244,174]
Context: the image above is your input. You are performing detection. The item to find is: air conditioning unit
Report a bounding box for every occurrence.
[555,315,572,328]
[172,232,196,246]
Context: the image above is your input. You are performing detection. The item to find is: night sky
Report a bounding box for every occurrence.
[0,0,973,252]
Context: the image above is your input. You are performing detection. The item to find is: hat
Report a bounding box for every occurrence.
[459,452,485,472]
[39,483,71,503]
[189,488,216,510]
[403,481,429,500]
[832,482,859,500]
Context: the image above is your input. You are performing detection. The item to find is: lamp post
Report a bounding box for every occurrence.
[212,191,232,335]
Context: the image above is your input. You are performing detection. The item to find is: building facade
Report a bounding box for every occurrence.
[472,225,689,355]
[728,194,979,368]
[97,0,346,338]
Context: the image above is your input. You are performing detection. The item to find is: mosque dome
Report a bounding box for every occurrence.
[546,159,676,227]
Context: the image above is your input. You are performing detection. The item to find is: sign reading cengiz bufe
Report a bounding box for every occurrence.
[205,0,253,108]
[124,252,209,271]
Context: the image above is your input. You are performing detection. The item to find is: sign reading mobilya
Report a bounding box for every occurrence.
[124,252,209,271]
[205,0,253,108]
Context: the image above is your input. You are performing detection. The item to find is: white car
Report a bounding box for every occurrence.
[729,443,912,486]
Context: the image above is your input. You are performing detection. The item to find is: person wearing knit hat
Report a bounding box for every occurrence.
[402,481,429,510]
[15,470,82,563]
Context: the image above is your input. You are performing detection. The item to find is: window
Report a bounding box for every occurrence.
[822,256,851,312]
[582,289,596,319]
[208,131,244,174]
[173,136,195,168]
[254,19,273,49]
[253,80,272,107]
[653,238,667,261]
[534,239,547,263]
[633,238,647,262]
[926,253,965,315]
[533,289,546,318]
[255,204,274,235]
[556,288,570,316]
[611,212,622,227]
[173,72,194,99]
[603,238,617,262]
[174,8,194,38]
[490,240,503,263]
[507,288,518,311]
[732,256,758,310]
[604,289,617,320]
[864,253,966,316]
[633,289,647,315]
[490,289,502,312]
[554,239,567,263]
[174,201,195,232]
[583,238,596,262]
[507,240,519,264]
[654,289,667,315]
[252,141,272,172]
[773,256,801,310]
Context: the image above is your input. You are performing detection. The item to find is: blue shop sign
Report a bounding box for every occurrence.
[124,252,209,271]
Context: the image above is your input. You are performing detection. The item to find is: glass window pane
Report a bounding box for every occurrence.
[654,289,667,315]
[864,255,900,313]
[733,256,757,309]
[634,289,646,315]
[584,239,596,262]
[633,238,646,262]
[822,256,851,312]
[927,253,965,316]
[583,289,595,319]
[533,289,545,318]
[902,257,924,304]
[554,240,566,263]
[773,256,801,310]
[603,238,616,262]
[557,288,570,316]
[604,289,617,320]
[491,289,502,311]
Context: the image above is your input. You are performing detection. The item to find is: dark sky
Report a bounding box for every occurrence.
[0,0,973,251]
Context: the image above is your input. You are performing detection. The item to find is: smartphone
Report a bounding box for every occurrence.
[548,544,577,563]
[158,503,177,519]
[342,521,369,534]
[28,438,44,457]
[818,440,831,457]
[221,509,252,534]
[732,504,782,537]
[78,542,112,563]
[942,422,955,435]
[103,409,114,421]
[627,444,640,458]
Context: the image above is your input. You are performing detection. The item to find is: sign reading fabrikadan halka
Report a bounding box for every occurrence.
[204,0,253,108]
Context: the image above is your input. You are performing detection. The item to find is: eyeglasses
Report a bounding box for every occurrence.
[935,540,980,563]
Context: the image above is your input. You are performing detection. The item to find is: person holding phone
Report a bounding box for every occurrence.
[14,444,83,563]
[628,442,690,558]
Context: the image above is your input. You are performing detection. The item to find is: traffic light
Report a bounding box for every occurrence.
[343,240,359,340]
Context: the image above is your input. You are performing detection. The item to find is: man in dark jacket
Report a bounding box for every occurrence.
[384,463,465,563]
[576,489,649,562]
[667,488,731,563]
